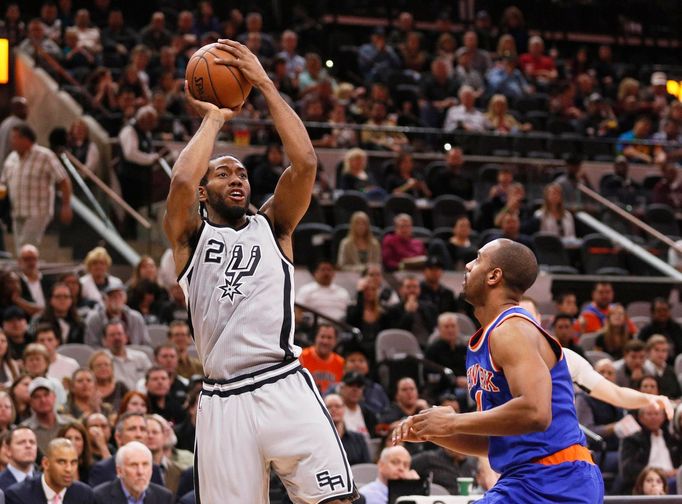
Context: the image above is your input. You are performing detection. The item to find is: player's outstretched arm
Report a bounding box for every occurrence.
[410,318,553,438]
[392,416,489,457]
[215,39,317,238]
[163,82,242,276]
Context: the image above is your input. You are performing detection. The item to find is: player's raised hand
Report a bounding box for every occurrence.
[411,406,458,438]
[649,394,674,420]
[184,80,242,122]
[214,39,271,89]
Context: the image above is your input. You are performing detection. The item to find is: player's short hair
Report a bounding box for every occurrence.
[487,239,538,294]
[115,440,152,467]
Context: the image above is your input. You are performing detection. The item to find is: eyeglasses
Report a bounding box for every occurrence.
[52,294,72,299]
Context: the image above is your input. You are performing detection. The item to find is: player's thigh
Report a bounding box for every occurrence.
[257,370,355,504]
[195,392,270,503]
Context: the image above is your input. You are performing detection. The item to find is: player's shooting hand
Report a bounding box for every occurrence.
[184,80,242,122]
[215,39,271,89]
[391,416,427,445]
[411,406,458,438]
[649,394,674,420]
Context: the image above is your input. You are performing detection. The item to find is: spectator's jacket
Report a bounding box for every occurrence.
[93,478,173,504]
[89,456,164,488]
[5,475,93,504]
[620,428,681,494]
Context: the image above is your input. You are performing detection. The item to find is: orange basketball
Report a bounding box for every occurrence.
[186,43,252,109]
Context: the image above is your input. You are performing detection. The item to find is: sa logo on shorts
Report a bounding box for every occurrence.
[316,470,344,491]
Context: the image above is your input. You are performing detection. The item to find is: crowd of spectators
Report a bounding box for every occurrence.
[2,0,682,501]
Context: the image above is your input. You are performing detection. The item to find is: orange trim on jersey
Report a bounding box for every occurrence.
[533,444,594,466]
[475,390,483,412]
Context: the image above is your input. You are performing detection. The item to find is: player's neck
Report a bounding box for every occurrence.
[475,298,518,327]
[206,209,247,229]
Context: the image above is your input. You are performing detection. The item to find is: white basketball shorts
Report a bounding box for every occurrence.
[194,359,358,503]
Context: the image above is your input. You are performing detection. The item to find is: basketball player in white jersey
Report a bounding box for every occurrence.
[164,39,357,504]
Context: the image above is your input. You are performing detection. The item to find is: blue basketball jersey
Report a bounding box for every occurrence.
[466,306,586,474]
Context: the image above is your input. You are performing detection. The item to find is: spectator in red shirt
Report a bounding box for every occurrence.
[299,324,345,394]
[576,282,638,335]
[518,35,557,88]
[381,214,426,272]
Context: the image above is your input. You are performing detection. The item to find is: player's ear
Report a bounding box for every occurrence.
[487,267,502,286]
[198,186,207,202]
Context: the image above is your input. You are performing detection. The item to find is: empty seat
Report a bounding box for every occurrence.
[293,223,333,267]
[532,233,579,274]
[626,301,651,318]
[513,132,551,155]
[375,329,423,362]
[147,324,169,348]
[585,350,613,365]
[431,195,467,229]
[645,204,679,237]
[580,233,629,275]
[57,344,95,367]
[333,191,371,225]
[525,110,550,131]
[351,463,378,487]
[383,194,423,227]
[300,195,326,224]
[548,133,583,158]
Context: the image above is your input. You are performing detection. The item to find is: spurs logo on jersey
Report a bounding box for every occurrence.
[218,244,261,302]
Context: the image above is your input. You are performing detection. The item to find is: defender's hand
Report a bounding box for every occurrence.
[214,39,271,89]
[411,406,458,438]
[391,416,428,445]
[184,81,242,122]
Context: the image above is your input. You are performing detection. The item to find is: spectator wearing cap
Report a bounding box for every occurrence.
[341,344,389,416]
[647,71,675,115]
[299,324,345,395]
[324,394,370,466]
[84,281,150,348]
[419,257,457,314]
[100,321,152,392]
[2,306,30,361]
[21,378,74,454]
[384,276,438,346]
[0,124,72,253]
[79,247,123,305]
[338,372,377,439]
[22,343,67,407]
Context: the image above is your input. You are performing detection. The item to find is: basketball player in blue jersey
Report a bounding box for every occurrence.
[164,40,357,503]
[394,239,604,503]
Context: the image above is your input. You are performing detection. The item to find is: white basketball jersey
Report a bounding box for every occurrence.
[178,213,300,379]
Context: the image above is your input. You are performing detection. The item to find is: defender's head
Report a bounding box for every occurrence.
[199,155,251,223]
[463,238,538,306]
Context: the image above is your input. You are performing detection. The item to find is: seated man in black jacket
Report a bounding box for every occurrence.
[324,394,370,466]
[337,371,377,439]
[620,404,681,494]
[383,276,438,347]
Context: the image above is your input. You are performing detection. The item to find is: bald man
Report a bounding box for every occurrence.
[5,438,94,504]
[359,446,419,504]
[396,239,603,503]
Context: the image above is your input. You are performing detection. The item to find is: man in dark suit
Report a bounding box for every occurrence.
[89,412,164,487]
[5,438,94,504]
[94,441,173,504]
[0,427,39,492]
[17,245,51,309]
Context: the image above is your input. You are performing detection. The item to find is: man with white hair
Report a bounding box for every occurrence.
[93,441,173,504]
[359,446,420,504]
[443,85,485,132]
[519,35,558,86]
[117,105,160,237]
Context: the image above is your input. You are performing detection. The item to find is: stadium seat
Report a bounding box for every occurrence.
[580,233,629,275]
[375,329,423,362]
[147,324,169,348]
[630,316,650,331]
[532,233,579,274]
[293,223,333,267]
[57,344,95,367]
[626,301,651,318]
[455,313,477,340]
[432,227,453,242]
[579,332,599,351]
[429,484,450,495]
[382,226,432,243]
[351,463,378,487]
[333,191,371,225]
[585,350,613,365]
[383,194,423,227]
[513,132,551,155]
[524,111,550,131]
[644,204,679,237]
[548,133,583,158]
[431,195,467,229]
[129,344,154,362]
[300,195,326,224]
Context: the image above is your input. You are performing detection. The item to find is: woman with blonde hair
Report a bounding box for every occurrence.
[338,148,380,193]
[485,94,531,133]
[495,34,517,60]
[534,183,575,239]
[79,247,122,304]
[337,211,381,272]
[0,391,16,432]
[594,304,634,359]
[0,329,20,388]
[89,351,128,411]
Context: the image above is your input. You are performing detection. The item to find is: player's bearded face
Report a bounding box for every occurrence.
[206,184,249,220]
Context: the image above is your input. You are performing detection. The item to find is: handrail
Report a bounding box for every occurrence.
[295,302,362,339]
[577,183,682,255]
[64,151,151,229]
[60,153,114,229]
[575,211,682,281]
[70,195,140,265]
[158,157,173,179]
